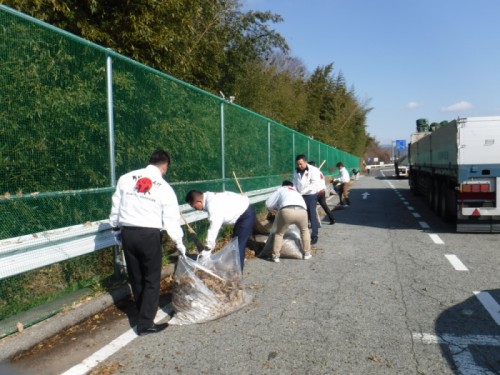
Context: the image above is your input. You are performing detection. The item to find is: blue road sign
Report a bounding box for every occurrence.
[396,139,407,150]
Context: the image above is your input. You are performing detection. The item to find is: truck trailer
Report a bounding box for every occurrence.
[408,116,500,232]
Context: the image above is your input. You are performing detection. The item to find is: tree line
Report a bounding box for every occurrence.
[3,0,373,156]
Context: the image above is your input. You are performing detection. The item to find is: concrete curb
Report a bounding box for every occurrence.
[0,264,175,362]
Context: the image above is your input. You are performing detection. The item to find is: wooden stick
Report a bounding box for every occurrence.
[232,171,244,195]
[318,160,326,169]
[180,212,205,252]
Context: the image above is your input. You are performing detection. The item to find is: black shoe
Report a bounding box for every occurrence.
[329,218,336,225]
[137,323,168,336]
[311,237,318,245]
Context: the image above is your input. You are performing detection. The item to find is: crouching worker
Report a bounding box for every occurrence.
[265,181,312,262]
[185,190,256,271]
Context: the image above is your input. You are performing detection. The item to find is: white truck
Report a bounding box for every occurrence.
[408,116,500,232]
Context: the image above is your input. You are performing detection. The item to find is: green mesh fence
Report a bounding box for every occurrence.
[0,4,359,325]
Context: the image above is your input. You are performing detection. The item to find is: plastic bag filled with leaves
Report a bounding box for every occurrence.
[169,238,252,325]
[259,223,304,259]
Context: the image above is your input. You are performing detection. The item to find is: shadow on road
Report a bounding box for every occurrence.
[434,289,500,374]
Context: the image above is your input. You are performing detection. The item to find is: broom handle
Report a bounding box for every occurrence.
[232,171,245,195]
[180,212,195,234]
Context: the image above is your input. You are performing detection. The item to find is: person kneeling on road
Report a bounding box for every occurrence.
[265,180,312,262]
[185,190,256,272]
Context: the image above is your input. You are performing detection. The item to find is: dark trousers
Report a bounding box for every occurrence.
[302,194,319,240]
[317,191,335,221]
[233,205,256,271]
[121,226,162,331]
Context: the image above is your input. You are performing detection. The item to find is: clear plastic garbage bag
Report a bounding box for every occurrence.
[169,238,252,325]
[259,223,304,259]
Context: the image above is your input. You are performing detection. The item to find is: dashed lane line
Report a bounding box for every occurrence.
[419,221,430,229]
[444,254,468,271]
[428,233,444,244]
[474,291,500,325]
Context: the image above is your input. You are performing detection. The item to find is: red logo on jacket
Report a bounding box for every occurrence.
[135,177,153,194]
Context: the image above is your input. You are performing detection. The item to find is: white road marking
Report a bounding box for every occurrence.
[400,197,405,201]
[412,212,421,218]
[407,206,414,211]
[61,308,172,375]
[444,254,468,271]
[419,221,430,229]
[413,332,500,375]
[428,233,444,244]
[403,201,409,205]
[61,329,138,375]
[474,291,500,325]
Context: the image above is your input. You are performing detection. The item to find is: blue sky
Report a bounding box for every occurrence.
[242,0,500,145]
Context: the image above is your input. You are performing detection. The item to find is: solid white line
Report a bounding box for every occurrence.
[445,254,468,271]
[61,329,138,375]
[474,291,500,325]
[412,212,421,218]
[413,332,500,375]
[419,221,430,229]
[61,308,172,375]
[429,233,444,245]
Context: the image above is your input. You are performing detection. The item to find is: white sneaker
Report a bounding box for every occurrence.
[303,253,312,260]
[272,257,280,263]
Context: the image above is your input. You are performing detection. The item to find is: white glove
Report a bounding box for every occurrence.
[198,249,212,260]
[177,244,186,257]
[112,229,122,246]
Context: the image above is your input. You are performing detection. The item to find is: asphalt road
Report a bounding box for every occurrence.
[6,169,500,375]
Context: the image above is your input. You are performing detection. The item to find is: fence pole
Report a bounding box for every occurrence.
[106,54,124,280]
[106,54,116,187]
[220,102,226,191]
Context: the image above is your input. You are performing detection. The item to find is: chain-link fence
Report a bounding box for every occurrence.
[0,4,359,329]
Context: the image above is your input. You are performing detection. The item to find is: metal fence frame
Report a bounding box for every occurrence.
[0,4,359,280]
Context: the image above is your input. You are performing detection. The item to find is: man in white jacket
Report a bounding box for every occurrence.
[109,150,186,336]
[333,162,351,206]
[185,190,256,271]
[265,181,311,262]
[293,154,323,245]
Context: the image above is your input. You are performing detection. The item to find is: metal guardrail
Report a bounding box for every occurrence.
[0,187,277,280]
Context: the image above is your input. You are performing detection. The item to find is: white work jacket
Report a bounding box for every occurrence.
[265,186,306,211]
[109,164,184,247]
[204,191,249,249]
[293,164,324,195]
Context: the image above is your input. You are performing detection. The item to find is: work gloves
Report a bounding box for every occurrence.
[177,244,186,257]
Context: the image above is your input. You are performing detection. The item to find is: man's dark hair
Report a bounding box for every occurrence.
[281,180,293,187]
[309,161,316,166]
[149,150,171,166]
[336,162,344,168]
[295,154,307,162]
[185,190,203,205]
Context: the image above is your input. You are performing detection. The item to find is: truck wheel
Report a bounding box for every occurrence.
[439,182,448,220]
[432,180,440,213]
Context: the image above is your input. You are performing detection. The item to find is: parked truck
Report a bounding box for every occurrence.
[408,116,500,232]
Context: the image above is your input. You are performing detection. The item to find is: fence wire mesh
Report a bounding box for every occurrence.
[0,4,359,327]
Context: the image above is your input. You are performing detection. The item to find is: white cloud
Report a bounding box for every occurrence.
[405,101,420,109]
[440,101,473,112]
